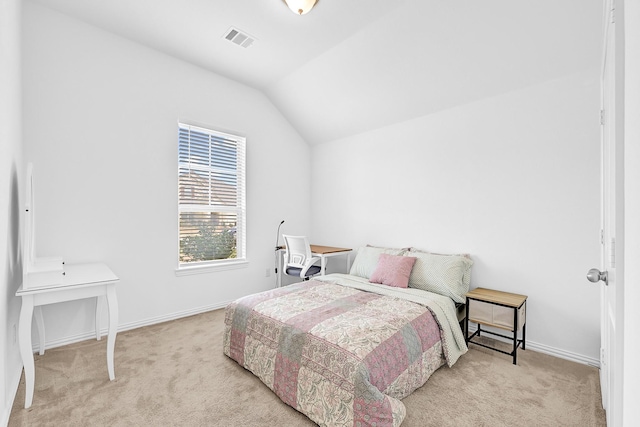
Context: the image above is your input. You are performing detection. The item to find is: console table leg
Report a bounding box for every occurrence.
[106,285,118,380]
[95,296,102,341]
[19,295,35,409]
[34,306,45,355]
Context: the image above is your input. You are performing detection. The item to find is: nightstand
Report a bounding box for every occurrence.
[465,287,527,365]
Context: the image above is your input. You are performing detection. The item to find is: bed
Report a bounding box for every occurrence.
[223,246,472,426]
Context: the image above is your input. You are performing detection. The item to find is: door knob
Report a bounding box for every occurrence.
[587,268,608,285]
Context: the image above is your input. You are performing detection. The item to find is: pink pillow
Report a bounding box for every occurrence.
[369,254,417,288]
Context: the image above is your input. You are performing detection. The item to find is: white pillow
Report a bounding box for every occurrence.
[349,246,405,279]
[405,251,473,303]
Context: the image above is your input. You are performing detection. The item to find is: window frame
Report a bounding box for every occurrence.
[176,122,247,274]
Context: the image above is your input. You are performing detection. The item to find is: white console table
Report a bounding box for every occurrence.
[16,262,119,408]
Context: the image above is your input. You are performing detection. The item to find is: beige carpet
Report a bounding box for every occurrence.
[9,309,606,426]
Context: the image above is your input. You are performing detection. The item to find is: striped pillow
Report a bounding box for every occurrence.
[405,251,473,303]
[409,248,473,287]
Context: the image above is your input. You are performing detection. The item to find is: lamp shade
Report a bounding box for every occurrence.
[284,0,317,15]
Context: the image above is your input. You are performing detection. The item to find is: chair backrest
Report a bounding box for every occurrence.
[282,235,313,268]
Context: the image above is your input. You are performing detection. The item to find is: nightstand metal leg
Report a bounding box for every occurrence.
[465,298,470,343]
[512,307,518,364]
[522,301,526,350]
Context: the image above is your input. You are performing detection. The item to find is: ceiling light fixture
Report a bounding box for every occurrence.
[283,0,317,15]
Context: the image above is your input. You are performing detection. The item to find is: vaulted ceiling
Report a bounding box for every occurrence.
[32,0,603,145]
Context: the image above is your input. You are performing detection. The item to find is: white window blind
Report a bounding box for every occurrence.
[178,123,246,268]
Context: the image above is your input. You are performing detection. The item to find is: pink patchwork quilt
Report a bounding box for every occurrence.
[224,280,462,426]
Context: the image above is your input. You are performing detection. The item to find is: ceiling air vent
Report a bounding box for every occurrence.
[223,27,256,49]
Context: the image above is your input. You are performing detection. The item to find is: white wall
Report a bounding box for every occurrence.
[311,70,602,362]
[21,2,311,348]
[0,0,24,423]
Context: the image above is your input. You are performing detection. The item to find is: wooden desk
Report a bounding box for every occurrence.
[309,245,353,277]
[276,245,352,287]
[16,263,119,408]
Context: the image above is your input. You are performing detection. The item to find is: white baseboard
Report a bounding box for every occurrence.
[466,324,600,368]
[2,363,23,427]
[525,340,600,368]
[31,300,232,353]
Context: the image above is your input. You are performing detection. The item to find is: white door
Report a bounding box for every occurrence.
[590,1,624,425]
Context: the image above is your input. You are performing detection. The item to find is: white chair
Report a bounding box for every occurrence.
[282,235,321,280]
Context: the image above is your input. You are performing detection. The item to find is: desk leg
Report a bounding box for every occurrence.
[320,255,327,275]
[276,250,282,288]
[106,285,118,380]
[19,295,35,409]
[34,306,45,355]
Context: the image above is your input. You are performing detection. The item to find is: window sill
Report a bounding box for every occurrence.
[175,260,248,276]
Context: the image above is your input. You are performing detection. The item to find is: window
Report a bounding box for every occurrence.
[178,123,246,270]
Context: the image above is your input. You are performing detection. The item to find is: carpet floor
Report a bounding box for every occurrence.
[9,309,606,426]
